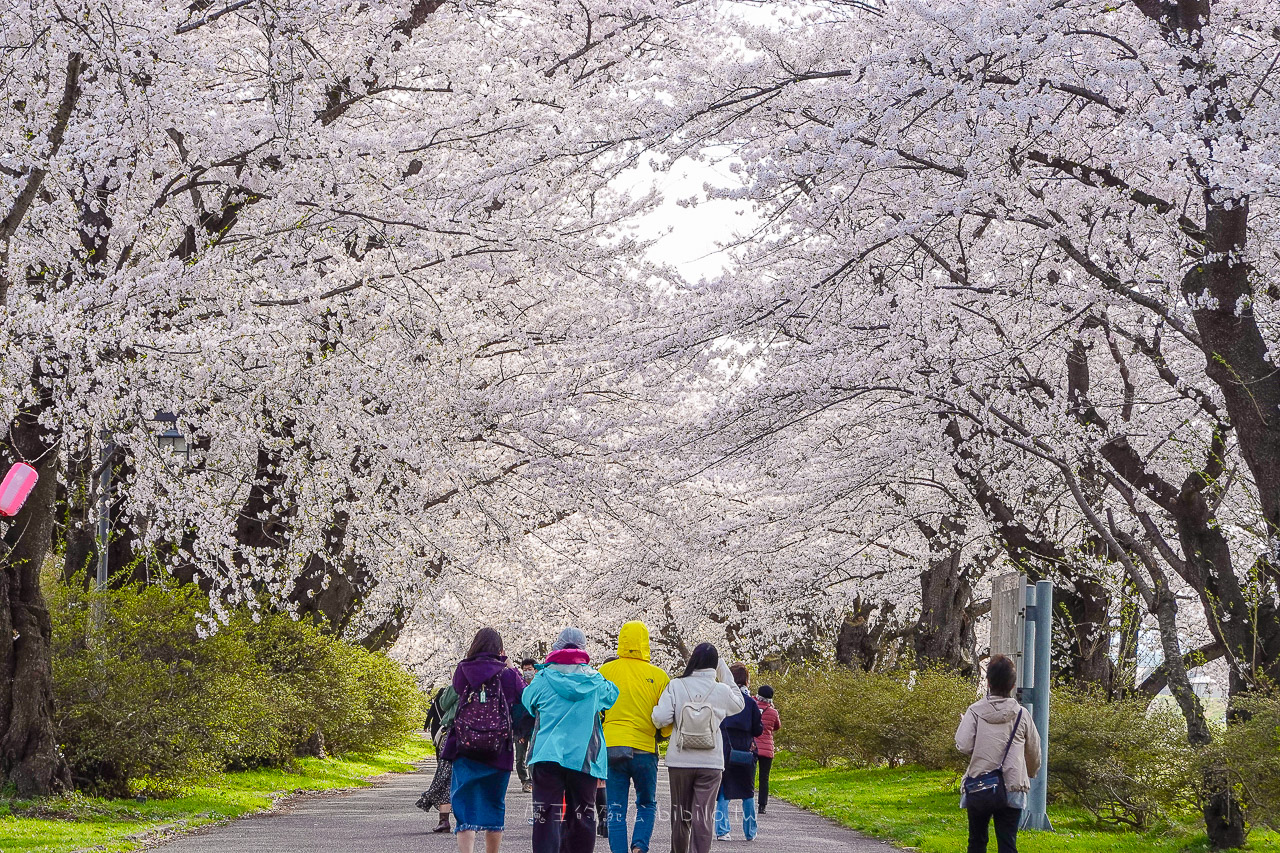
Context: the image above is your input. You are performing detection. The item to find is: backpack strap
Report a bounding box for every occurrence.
[997,709,1024,770]
[668,679,683,739]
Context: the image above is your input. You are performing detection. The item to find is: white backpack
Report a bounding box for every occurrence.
[673,678,718,751]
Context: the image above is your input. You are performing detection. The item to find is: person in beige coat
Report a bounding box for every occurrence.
[955,655,1042,853]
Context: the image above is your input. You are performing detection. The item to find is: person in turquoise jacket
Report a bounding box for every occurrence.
[522,627,620,853]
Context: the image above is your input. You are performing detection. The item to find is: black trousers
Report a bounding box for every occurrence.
[756,757,773,811]
[515,738,530,785]
[532,761,599,853]
[967,806,1021,853]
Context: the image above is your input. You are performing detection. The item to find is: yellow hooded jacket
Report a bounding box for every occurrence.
[598,621,672,753]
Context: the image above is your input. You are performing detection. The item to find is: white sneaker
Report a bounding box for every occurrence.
[716,834,732,841]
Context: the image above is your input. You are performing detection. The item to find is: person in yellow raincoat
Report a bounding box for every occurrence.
[598,622,671,853]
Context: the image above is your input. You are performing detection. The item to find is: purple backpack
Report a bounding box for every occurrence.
[452,672,512,761]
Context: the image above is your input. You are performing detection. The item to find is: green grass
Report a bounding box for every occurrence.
[771,757,1280,853]
[0,736,432,853]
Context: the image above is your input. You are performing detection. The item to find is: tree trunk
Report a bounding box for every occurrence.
[1,403,73,796]
[913,528,976,676]
[1204,765,1247,851]
[836,598,896,671]
[942,417,1117,690]
[1182,220,1280,564]
[1055,577,1117,695]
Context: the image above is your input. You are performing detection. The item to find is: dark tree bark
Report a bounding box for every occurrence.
[1096,412,1259,850]
[1,399,74,796]
[1055,577,1116,695]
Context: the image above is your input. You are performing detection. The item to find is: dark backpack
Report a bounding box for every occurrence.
[452,672,511,761]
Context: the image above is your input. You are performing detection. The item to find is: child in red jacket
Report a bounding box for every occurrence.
[753,685,781,814]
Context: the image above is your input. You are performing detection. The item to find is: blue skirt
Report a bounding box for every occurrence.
[450,756,511,832]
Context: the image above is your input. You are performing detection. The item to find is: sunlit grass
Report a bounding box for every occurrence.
[772,755,1280,853]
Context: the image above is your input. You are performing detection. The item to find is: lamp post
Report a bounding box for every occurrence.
[95,436,116,591]
[94,414,190,591]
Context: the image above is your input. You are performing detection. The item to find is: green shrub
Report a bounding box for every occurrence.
[50,581,280,796]
[243,615,425,756]
[1048,687,1200,829]
[49,578,425,797]
[1213,692,1280,831]
[770,665,972,771]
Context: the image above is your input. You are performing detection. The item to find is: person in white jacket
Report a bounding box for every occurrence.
[651,643,745,853]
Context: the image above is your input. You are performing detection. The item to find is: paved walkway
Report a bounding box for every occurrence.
[157,758,895,852]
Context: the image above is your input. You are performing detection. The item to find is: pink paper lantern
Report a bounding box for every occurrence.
[0,462,39,517]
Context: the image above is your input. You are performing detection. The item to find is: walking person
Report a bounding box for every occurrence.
[417,685,460,832]
[440,628,528,853]
[515,659,538,794]
[753,685,780,815]
[651,643,744,853]
[955,655,1042,853]
[598,621,671,853]
[714,665,763,841]
[522,627,620,853]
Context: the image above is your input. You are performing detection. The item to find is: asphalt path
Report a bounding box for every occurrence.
[156,757,896,852]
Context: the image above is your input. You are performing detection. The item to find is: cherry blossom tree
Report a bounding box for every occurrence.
[610,0,1279,846]
[0,0,700,795]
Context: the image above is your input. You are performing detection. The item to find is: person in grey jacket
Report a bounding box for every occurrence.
[955,655,1042,853]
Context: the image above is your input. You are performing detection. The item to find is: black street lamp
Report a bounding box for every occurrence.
[153,412,191,463]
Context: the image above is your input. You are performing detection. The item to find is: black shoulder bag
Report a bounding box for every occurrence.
[961,709,1023,811]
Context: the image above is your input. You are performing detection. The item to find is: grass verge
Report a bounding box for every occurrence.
[0,736,432,853]
[771,757,1280,853]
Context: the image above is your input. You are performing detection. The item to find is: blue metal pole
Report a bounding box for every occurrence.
[1020,580,1054,831]
[1021,584,1035,694]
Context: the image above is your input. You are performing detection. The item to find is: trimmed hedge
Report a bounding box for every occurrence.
[49,579,425,798]
[768,665,1223,830]
[768,666,973,771]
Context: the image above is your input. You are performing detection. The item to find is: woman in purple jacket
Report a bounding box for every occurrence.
[440,628,527,853]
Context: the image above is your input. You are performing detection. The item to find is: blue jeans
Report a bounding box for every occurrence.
[714,792,757,840]
[605,750,658,853]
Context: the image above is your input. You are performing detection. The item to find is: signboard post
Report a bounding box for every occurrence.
[990,573,1027,684]
[990,573,1053,832]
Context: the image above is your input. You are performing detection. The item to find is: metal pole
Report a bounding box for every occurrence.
[96,444,111,590]
[1021,580,1054,831]
[1021,584,1035,696]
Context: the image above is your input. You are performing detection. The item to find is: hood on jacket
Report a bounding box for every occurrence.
[458,654,508,687]
[542,665,600,701]
[616,621,651,661]
[973,695,1022,724]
